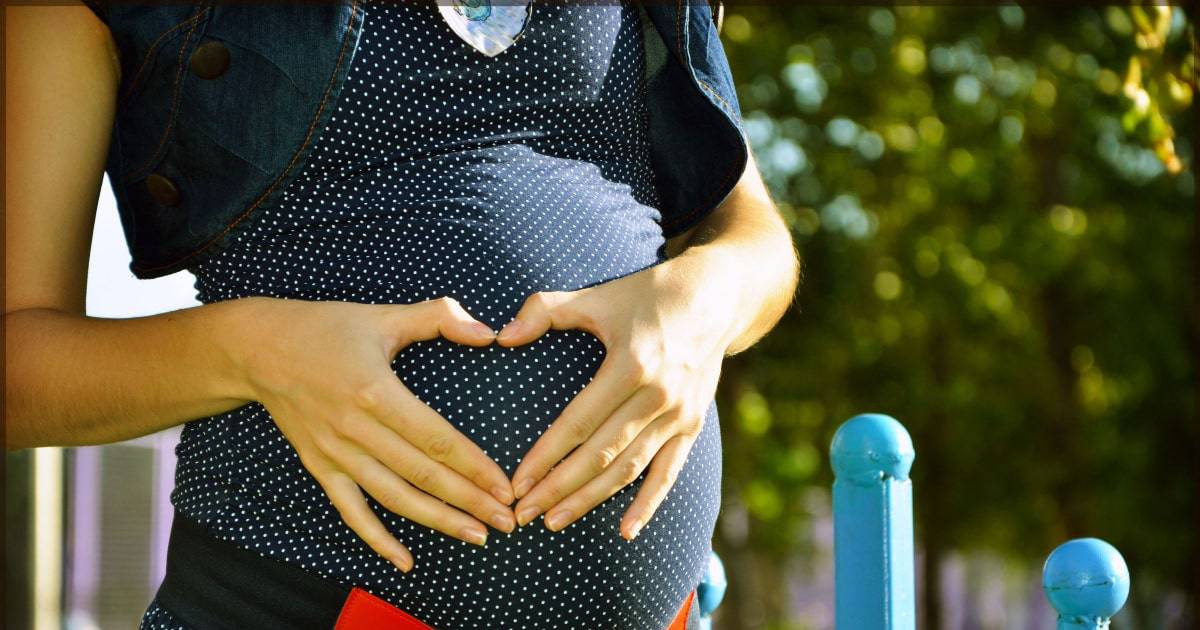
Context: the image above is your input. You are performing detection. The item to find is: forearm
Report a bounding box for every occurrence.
[4,297,262,449]
[666,159,801,356]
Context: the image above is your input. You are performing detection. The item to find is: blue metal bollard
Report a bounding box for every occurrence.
[695,550,727,630]
[830,413,916,630]
[1042,538,1131,630]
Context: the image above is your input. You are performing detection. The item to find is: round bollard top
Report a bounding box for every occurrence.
[1042,538,1130,620]
[830,413,915,483]
[696,551,727,618]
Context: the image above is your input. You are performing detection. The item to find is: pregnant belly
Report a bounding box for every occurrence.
[179,151,723,628]
[175,329,723,629]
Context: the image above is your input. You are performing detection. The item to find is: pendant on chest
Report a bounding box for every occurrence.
[435,0,534,57]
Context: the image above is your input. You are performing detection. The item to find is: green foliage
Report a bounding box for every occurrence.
[717,4,1195,625]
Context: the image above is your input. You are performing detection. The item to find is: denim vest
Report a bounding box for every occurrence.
[83,0,747,279]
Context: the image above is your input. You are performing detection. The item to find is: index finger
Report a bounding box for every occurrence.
[369,376,515,505]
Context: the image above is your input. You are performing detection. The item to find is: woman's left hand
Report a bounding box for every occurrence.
[495,253,740,541]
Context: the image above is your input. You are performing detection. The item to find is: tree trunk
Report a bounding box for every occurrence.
[1190,155,1199,630]
[714,354,753,630]
[919,327,951,630]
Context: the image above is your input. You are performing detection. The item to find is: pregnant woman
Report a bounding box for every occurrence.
[6,1,798,628]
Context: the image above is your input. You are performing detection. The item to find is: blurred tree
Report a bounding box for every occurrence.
[713,4,1195,629]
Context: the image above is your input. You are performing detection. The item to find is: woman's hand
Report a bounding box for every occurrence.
[233,296,517,572]
[495,255,741,541]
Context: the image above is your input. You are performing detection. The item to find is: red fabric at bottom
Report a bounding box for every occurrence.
[333,585,695,630]
[667,588,696,630]
[334,587,433,630]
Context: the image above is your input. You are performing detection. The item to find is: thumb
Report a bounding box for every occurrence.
[393,296,496,348]
[495,289,598,347]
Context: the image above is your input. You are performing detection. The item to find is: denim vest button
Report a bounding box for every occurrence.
[190,41,230,80]
[146,173,181,207]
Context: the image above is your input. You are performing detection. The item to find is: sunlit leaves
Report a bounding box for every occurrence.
[715,4,1195,610]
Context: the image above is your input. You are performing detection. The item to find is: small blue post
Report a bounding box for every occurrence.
[696,551,727,630]
[1042,538,1131,630]
[830,413,916,630]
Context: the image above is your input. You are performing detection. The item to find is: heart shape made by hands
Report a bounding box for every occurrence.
[436,0,534,58]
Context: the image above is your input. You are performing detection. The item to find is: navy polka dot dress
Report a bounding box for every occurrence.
[140,1,723,628]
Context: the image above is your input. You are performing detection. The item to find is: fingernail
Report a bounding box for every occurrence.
[473,322,495,337]
[498,319,522,341]
[491,484,514,504]
[545,509,570,531]
[513,478,533,499]
[391,555,413,572]
[516,505,541,527]
[461,526,488,546]
[491,511,515,532]
[626,519,644,540]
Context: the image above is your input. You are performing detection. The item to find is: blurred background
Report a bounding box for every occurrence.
[5,3,1196,630]
[710,3,1195,630]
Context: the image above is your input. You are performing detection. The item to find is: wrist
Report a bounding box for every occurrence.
[209,295,279,403]
[656,243,752,356]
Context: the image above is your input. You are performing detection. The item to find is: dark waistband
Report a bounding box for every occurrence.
[158,509,703,630]
[156,510,351,630]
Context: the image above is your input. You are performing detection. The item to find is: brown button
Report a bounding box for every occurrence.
[146,173,181,207]
[189,40,230,80]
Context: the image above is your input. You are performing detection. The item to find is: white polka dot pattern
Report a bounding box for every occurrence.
[140,2,722,628]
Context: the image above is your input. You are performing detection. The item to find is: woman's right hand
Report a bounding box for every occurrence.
[231,295,515,573]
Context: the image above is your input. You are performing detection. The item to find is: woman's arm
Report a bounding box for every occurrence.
[4,4,253,449]
[4,6,519,566]
[661,146,801,355]
[5,304,261,450]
